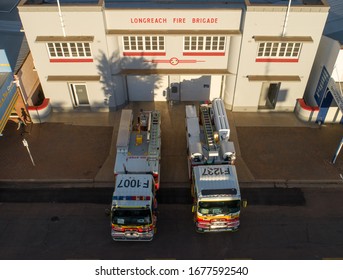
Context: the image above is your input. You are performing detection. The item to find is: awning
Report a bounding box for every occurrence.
[247,75,301,82]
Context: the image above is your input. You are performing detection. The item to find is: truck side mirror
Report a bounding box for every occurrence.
[242,200,248,208]
[192,205,196,213]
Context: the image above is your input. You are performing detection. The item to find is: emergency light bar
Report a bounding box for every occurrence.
[112,195,151,201]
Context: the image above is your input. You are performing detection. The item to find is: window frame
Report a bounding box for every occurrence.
[69,83,90,107]
[122,36,165,56]
[47,42,93,62]
[183,36,226,56]
[256,42,302,62]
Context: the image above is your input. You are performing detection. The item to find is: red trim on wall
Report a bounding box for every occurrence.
[183,52,225,56]
[255,58,299,63]
[50,58,93,63]
[144,58,206,65]
[297,98,319,112]
[28,98,50,111]
[123,52,166,56]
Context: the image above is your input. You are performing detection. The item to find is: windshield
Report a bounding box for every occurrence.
[112,208,151,226]
[198,200,240,215]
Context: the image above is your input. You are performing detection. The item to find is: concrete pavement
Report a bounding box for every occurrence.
[0,101,343,186]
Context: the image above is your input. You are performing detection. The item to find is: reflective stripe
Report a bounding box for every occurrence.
[112,196,151,201]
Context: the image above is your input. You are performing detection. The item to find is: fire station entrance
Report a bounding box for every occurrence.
[126,75,222,102]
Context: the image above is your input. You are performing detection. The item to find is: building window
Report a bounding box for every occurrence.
[47,42,93,62]
[183,36,226,56]
[69,83,90,107]
[123,36,165,56]
[256,42,302,62]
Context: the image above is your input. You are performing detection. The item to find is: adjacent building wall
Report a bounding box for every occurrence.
[304,35,340,107]
[15,53,40,106]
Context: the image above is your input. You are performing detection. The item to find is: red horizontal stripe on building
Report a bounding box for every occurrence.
[147,60,170,63]
[255,58,299,63]
[178,60,200,63]
[50,58,93,63]
[144,59,205,64]
[123,52,166,56]
[183,52,225,56]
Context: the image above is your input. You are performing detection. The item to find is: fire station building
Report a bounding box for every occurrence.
[18,0,330,113]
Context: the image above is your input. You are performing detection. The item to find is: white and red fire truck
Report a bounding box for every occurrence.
[111,109,161,241]
[185,98,246,233]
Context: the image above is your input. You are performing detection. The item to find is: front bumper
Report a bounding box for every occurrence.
[195,221,240,233]
[111,230,154,241]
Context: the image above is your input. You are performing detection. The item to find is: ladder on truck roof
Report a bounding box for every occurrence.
[148,111,160,157]
[200,106,216,153]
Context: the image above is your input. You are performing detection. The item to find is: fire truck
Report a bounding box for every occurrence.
[185,98,246,233]
[111,109,161,241]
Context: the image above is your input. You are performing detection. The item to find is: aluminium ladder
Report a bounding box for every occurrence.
[200,106,216,153]
[148,111,161,157]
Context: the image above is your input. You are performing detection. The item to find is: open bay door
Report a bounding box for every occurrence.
[127,75,168,101]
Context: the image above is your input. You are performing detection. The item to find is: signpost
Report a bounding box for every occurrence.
[22,139,35,166]
[331,137,343,165]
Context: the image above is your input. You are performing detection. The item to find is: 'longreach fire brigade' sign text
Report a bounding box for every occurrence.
[130,17,219,24]
[106,9,242,30]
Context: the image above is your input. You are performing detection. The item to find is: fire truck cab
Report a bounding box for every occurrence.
[191,165,242,232]
[111,174,157,241]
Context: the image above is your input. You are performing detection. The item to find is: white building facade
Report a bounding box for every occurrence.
[18,0,329,112]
